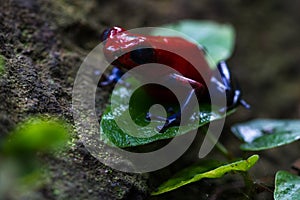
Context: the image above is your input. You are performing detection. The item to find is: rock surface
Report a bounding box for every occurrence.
[0,0,147,199]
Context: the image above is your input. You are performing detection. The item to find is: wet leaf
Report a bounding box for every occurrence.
[100,76,234,147]
[152,20,235,66]
[101,106,232,148]
[152,155,259,195]
[231,119,300,151]
[274,171,300,200]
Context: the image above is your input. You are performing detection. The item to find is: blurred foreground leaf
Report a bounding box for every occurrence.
[0,116,70,198]
[274,171,300,200]
[231,119,300,151]
[152,155,259,195]
[3,116,69,156]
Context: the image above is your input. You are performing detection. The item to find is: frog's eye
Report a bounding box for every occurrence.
[101,26,126,43]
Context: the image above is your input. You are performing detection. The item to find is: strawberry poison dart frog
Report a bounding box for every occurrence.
[100,26,249,131]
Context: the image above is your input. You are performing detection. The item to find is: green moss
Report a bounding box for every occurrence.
[0,55,5,74]
[53,189,61,196]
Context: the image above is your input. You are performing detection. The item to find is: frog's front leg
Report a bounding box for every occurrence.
[157,89,197,133]
[99,66,127,86]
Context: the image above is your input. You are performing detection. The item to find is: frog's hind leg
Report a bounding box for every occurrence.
[147,73,205,133]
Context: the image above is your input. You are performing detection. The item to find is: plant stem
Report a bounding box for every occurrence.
[206,131,233,160]
[241,171,255,199]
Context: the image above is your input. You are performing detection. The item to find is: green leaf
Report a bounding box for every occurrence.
[152,20,235,66]
[231,119,300,151]
[151,155,259,195]
[100,78,234,147]
[101,105,230,148]
[274,171,300,200]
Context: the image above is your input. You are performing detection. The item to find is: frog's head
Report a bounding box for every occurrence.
[101,26,151,69]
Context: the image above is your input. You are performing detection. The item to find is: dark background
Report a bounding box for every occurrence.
[58,0,300,119]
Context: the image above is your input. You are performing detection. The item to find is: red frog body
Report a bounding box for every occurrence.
[102,27,211,92]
